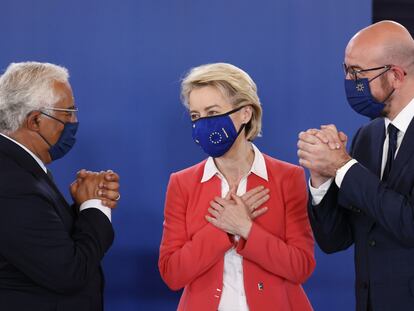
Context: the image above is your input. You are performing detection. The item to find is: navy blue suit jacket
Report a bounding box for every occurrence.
[0,135,114,311]
[308,117,414,311]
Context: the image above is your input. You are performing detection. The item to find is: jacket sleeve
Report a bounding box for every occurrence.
[340,162,414,246]
[236,167,315,284]
[0,192,114,294]
[307,184,354,253]
[306,127,364,254]
[158,173,232,290]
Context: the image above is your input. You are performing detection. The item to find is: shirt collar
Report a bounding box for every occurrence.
[0,133,47,173]
[384,96,414,134]
[201,143,268,183]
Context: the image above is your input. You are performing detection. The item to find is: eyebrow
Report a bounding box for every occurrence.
[189,104,221,114]
[347,64,363,70]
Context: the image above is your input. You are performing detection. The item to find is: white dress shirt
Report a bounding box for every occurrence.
[310,96,414,204]
[0,133,111,221]
[201,143,268,311]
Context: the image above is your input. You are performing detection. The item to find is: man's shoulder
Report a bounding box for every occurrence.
[0,153,36,193]
[358,117,384,134]
[262,153,304,179]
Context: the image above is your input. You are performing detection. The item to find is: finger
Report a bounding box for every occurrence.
[339,131,348,143]
[298,158,313,170]
[321,124,338,132]
[205,215,218,226]
[96,189,120,201]
[76,169,88,179]
[297,140,320,153]
[214,196,233,206]
[251,207,268,219]
[69,180,78,193]
[208,207,220,218]
[306,128,320,135]
[248,194,270,212]
[298,131,322,144]
[241,185,265,201]
[230,193,244,206]
[100,181,120,191]
[210,201,224,212]
[297,149,316,161]
[105,171,120,182]
[245,188,270,205]
[102,200,117,209]
[319,127,341,149]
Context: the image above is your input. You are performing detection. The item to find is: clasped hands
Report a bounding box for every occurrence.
[297,124,352,188]
[205,185,270,240]
[70,169,121,209]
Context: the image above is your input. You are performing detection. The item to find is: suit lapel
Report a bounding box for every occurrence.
[387,116,414,184]
[369,118,386,178]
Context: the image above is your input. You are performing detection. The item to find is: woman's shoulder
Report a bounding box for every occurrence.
[262,153,304,177]
[171,159,207,181]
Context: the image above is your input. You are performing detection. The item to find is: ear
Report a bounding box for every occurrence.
[25,111,43,132]
[241,105,253,124]
[390,66,406,89]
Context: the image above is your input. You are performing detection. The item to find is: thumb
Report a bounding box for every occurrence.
[339,131,348,143]
[70,180,79,194]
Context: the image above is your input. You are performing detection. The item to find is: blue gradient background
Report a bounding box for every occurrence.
[0,1,371,310]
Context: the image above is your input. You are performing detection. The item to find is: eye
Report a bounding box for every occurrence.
[190,113,200,121]
[207,110,219,116]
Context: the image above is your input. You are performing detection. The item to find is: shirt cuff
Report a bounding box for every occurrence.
[79,199,112,222]
[309,178,333,205]
[335,159,358,188]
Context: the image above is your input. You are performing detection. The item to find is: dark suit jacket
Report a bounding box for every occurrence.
[308,117,414,311]
[0,135,114,311]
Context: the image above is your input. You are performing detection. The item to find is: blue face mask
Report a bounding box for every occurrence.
[192,106,246,158]
[344,68,394,119]
[38,112,79,161]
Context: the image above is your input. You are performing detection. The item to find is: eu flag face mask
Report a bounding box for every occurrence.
[38,112,79,161]
[344,78,386,119]
[344,66,394,119]
[192,106,245,158]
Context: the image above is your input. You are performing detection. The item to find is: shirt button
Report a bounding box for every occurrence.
[369,240,376,247]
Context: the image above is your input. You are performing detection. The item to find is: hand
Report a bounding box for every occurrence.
[297,125,352,181]
[307,125,348,150]
[240,185,269,219]
[206,193,252,239]
[70,170,120,208]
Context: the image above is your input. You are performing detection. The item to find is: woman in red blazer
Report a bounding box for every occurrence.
[159,63,315,311]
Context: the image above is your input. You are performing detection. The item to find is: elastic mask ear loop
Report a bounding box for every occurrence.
[40,111,65,125]
[368,67,391,83]
[37,111,64,147]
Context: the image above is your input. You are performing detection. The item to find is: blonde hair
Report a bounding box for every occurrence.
[181,63,262,140]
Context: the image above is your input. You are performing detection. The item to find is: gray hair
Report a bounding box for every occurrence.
[0,62,69,134]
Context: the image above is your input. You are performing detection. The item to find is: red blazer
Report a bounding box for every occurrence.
[159,154,315,311]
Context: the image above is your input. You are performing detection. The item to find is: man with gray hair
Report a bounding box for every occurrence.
[0,62,120,311]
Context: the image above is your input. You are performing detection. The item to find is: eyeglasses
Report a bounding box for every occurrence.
[343,63,391,81]
[41,106,78,117]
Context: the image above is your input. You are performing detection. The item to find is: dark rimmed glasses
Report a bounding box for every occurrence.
[343,63,391,81]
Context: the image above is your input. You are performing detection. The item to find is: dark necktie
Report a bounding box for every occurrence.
[46,169,54,182]
[382,123,399,181]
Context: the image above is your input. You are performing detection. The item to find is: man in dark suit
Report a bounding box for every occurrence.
[297,21,414,311]
[0,62,120,310]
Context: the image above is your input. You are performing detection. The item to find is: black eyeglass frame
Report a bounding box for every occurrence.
[342,63,392,82]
